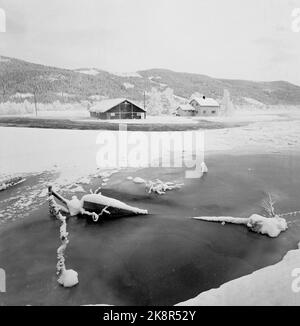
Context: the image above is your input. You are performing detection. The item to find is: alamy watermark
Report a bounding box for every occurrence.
[291,8,300,32]
[96,125,205,179]
[0,8,6,33]
[0,268,6,293]
[292,268,300,293]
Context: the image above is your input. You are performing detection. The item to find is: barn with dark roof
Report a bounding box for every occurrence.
[89,98,146,120]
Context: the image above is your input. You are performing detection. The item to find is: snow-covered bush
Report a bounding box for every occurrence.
[52,189,149,223]
[192,193,292,238]
[48,194,79,288]
[145,179,183,195]
[247,214,287,237]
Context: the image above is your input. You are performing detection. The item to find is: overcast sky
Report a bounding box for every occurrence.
[0,0,299,84]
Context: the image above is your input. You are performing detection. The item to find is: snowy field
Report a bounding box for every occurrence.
[1,110,300,180]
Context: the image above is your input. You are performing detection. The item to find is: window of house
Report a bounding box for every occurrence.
[111,113,115,117]
[212,111,216,114]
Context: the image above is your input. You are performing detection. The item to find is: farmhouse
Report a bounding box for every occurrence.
[89,98,146,120]
[189,96,220,116]
[175,104,196,117]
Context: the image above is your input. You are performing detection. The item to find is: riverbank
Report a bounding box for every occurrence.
[0,116,245,131]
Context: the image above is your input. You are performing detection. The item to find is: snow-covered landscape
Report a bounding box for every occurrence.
[1,0,300,311]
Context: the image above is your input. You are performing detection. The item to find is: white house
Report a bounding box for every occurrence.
[189,96,220,116]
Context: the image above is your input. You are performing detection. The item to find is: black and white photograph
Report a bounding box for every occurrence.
[0,0,300,311]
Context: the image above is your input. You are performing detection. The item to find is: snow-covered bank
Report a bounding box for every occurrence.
[177,243,300,306]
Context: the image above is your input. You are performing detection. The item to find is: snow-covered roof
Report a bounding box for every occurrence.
[176,104,196,111]
[89,98,146,113]
[191,97,220,107]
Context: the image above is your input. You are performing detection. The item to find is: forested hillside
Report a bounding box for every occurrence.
[1,55,300,114]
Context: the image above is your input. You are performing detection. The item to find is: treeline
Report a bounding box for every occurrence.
[0,100,89,115]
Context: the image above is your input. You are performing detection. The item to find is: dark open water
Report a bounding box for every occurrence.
[0,153,300,305]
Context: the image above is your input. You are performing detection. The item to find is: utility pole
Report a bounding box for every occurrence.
[33,85,38,117]
[0,79,6,101]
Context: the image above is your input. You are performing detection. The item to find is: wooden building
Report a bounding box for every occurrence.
[175,103,196,117]
[89,98,146,120]
[189,96,220,116]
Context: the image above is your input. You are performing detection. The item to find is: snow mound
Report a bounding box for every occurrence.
[201,162,208,173]
[247,214,288,238]
[146,179,183,195]
[97,170,119,179]
[133,177,146,184]
[58,269,79,288]
[67,196,83,216]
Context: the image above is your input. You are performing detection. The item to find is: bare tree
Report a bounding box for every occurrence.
[261,193,277,218]
[30,81,43,117]
[147,87,164,115]
[57,74,66,98]
[32,85,39,116]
